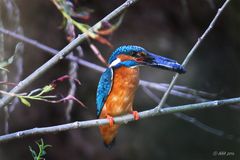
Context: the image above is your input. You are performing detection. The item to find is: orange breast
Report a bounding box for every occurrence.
[99,66,139,118]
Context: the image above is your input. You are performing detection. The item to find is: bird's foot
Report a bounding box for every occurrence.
[131,111,140,120]
[106,115,114,127]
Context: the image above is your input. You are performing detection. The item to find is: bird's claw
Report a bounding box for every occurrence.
[132,111,140,120]
[106,115,114,127]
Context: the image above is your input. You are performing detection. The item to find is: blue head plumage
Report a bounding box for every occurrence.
[108,45,186,74]
[108,45,146,64]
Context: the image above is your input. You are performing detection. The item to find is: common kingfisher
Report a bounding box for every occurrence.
[96,45,186,148]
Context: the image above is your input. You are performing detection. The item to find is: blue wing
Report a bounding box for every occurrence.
[96,68,113,118]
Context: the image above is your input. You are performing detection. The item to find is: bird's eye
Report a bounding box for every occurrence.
[131,51,146,57]
[131,51,138,57]
[138,52,146,57]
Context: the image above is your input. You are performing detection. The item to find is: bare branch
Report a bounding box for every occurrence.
[142,86,240,142]
[66,60,78,121]
[0,96,239,143]
[0,27,106,73]
[140,80,208,102]
[159,83,216,99]
[156,0,231,111]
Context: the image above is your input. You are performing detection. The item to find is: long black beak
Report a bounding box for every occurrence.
[140,52,186,74]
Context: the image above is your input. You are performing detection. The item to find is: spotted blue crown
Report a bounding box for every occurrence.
[108,45,146,64]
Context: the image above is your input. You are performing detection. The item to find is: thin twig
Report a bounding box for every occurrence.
[66,53,78,121]
[0,27,105,73]
[0,0,139,109]
[142,86,240,142]
[140,80,207,102]
[155,0,231,111]
[160,83,216,99]
[0,3,9,134]
[0,96,239,143]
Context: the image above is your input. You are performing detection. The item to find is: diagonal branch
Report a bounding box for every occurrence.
[0,96,239,143]
[142,86,239,142]
[155,0,231,111]
[0,0,139,109]
[0,27,105,72]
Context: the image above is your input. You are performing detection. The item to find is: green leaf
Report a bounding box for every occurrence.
[43,144,52,149]
[42,85,54,93]
[19,97,31,107]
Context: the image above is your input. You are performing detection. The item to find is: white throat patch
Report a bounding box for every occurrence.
[109,58,121,67]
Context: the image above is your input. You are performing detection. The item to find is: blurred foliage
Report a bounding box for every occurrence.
[51,0,119,48]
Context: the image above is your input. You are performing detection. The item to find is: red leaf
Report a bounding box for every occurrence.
[93,35,113,48]
[96,21,114,36]
[89,44,108,66]
[48,95,86,108]
[97,29,114,36]
[51,75,81,87]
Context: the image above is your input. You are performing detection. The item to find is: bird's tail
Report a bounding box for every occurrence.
[99,124,120,149]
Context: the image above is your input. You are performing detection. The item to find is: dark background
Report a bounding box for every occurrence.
[0,0,240,159]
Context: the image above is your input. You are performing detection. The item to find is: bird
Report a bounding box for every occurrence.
[96,45,186,148]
